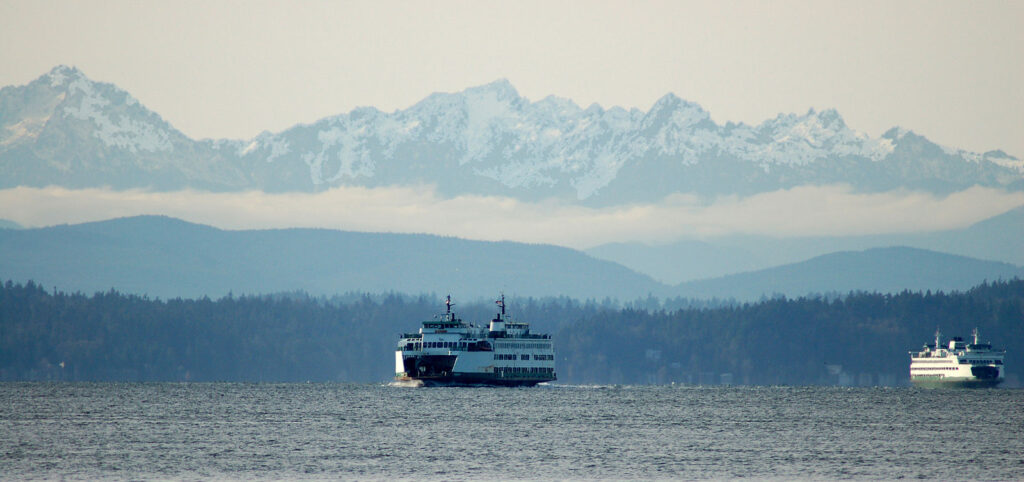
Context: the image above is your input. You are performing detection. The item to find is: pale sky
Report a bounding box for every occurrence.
[2,0,1022,157]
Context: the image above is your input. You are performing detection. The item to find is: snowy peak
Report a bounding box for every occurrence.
[761,108,848,137]
[45,65,84,88]
[643,93,712,131]
[742,107,891,164]
[464,78,521,102]
[4,65,179,154]
[881,126,919,142]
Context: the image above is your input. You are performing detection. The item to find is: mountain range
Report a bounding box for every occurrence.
[3,67,1022,300]
[2,66,1021,204]
[1,216,1019,301]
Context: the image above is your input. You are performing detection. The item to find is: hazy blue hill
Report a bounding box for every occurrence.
[586,239,763,285]
[587,206,1024,284]
[0,219,21,229]
[673,247,1024,300]
[3,216,1019,302]
[0,216,667,300]
[909,205,1024,265]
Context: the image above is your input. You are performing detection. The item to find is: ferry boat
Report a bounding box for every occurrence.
[909,328,1005,388]
[395,295,556,387]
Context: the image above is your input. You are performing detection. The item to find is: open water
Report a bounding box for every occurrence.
[2,383,1022,480]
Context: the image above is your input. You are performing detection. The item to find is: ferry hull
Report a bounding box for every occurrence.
[394,374,554,387]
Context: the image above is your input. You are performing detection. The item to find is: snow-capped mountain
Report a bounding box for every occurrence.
[0,66,255,190]
[2,66,1021,202]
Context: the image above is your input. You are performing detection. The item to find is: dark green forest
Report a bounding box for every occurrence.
[1,279,1021,386]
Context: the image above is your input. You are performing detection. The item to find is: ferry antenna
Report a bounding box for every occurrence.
[444,294,455,321]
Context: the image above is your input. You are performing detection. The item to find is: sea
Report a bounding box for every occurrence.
[2,383,1022,480]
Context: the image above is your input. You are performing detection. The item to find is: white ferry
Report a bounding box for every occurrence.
[909,328,1005,388]
[395,296,556,387]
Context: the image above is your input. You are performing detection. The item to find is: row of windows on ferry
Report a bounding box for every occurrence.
[404,341,469,350]
[402,341,552,351]
[494,354,555,361]
[495,367,555,376]
[495,342,552,350]
[913,359,1001,365]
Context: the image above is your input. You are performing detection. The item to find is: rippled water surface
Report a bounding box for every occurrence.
[2,383,1022,480]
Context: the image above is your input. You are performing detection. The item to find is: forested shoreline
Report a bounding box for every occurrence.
[2,279,1021,386]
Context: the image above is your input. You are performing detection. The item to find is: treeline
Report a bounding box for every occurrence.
[0,283,599,382]
[1,279,1021,385]
[558,281,1024,386]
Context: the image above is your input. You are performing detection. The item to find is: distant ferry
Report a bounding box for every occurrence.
[909,328,1005,388]
[395,296,557,387]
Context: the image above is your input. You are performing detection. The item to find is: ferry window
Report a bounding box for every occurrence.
[521,354,529,360]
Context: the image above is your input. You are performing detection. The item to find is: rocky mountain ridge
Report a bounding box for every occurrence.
[2,66,1021,203]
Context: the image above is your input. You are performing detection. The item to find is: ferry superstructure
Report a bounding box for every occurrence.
[909,328,1005,388]
[395,296,556,387]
